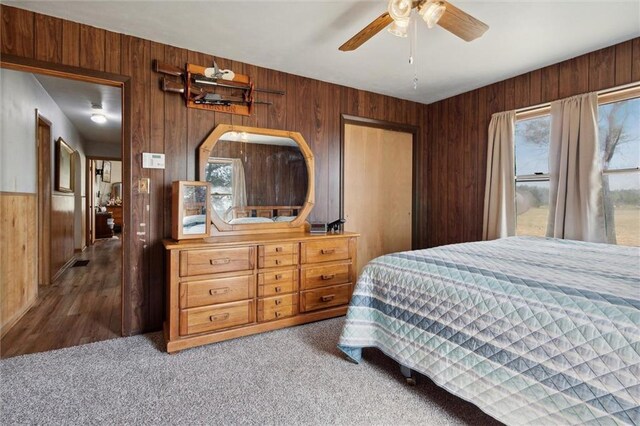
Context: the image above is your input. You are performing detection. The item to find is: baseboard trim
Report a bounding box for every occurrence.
[51,256,76,282]
[0,294,37,338]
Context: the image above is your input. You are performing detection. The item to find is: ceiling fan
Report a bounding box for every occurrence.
[339,0,489,52]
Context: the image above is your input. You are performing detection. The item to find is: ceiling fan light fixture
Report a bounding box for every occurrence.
[419,1,446,29]
[388,0,412,21]
[388,19,409,38]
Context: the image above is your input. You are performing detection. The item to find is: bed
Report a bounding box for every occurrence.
[338,237,639,425]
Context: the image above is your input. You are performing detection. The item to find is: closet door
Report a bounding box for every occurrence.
[343,124,413,275]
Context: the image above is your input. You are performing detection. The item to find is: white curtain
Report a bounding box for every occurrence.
[231,158,247,211]
[483,111,516,240]
[547,93,605,243]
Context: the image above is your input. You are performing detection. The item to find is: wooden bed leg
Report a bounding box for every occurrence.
[400,364,416,386]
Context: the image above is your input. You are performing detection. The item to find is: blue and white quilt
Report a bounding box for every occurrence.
[338,237,640,425]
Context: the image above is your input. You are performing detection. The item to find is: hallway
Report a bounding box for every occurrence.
[1,238,121,358]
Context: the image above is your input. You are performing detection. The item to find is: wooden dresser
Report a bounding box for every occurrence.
[163,232,358,353]
[105,205,123,230]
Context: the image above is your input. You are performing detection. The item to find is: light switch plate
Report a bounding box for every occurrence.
[138,178,150,194]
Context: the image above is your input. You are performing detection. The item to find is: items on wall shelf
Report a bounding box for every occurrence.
[153,60,285,116]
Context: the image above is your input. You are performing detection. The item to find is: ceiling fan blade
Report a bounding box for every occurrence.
[339,12,394,51]
[437,1,489,42]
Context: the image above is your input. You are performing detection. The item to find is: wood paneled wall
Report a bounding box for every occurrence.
[421,38,640,249]
[0,5,425,334]
[51,194,76,279]
[0,193,37,336]
[212,141,308,207]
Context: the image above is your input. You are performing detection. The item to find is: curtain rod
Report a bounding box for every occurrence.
[514,81,640,116]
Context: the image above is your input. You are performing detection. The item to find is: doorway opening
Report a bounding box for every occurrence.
[340,115,420,275]
[0,60,128,358]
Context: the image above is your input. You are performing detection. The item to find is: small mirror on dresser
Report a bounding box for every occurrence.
[171,181,211,240]
[199,125,315,233]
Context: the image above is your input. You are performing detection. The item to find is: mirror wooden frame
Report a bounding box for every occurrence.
[55,137,75,193]
[198,124,315,234]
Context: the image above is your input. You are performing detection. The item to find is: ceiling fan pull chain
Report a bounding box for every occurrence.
[410,11,418,90]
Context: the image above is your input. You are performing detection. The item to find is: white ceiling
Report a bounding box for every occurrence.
[12,1,640,104]
[34,73,122,145]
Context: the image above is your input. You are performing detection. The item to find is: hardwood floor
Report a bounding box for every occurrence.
[1,238,121,358]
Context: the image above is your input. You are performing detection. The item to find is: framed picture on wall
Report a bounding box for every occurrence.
[55,137,74,193]
[103,161,112,183]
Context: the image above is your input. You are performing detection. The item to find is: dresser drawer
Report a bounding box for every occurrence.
[258,268,297,286]
[179,274,255,308]
[179,300,254,336]
[259,254,297,269]
[300,283,352,313]
[301,239,350,264]
[258,281,297,298]
[258,304,295,322]
[258,294,296,311]
[180,246,254,277]
[258,243,298,257]
[301,262,351,290]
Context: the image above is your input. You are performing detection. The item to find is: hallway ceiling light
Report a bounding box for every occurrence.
[91,113,107,124]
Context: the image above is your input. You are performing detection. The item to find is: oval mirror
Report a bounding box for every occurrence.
[199,125,314,232]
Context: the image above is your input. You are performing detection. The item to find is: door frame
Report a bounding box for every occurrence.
[35,110,52,286]
[1,54,132,336]
[340,114,421,250]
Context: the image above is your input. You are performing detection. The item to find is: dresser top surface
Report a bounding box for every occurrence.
[163,231,359,250]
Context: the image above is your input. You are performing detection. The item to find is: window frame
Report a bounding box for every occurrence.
[207,157,234,197]
[513,83,640,240]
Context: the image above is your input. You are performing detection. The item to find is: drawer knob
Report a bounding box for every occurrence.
[275,311,282,318]
[209,313,230,322]
[321,274,335,280]
[275,247,283,252]
[210,258,231,266]
[275,299,282,305]
[275,259,282,265]
[321,295,335,302]
[275,274,283,280]
[321,249,335,255]
[275,286,282,293]
[209,287,230,296]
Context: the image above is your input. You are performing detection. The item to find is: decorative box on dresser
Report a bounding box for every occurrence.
[163,232,358,353]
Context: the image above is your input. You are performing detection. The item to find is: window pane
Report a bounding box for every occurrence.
[602,173,640,246]
[515,115,551,176]
[598,97,640,170]
[212,194,232,219]
[516,181,549,237]
[205,162,232,194]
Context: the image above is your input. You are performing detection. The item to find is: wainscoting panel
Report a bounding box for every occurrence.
[0,192,37,336]
[51,194,75,280]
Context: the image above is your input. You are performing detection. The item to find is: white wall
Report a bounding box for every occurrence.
[0,68,86,249]
[0,68,86,194]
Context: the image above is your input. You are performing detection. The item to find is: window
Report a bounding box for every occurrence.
[598,95,640,246]
[513,87,640,246]
[205,158,233,218]
[514,114,551,237]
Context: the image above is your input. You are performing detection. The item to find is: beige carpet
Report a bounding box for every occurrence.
[0,318,501,425]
